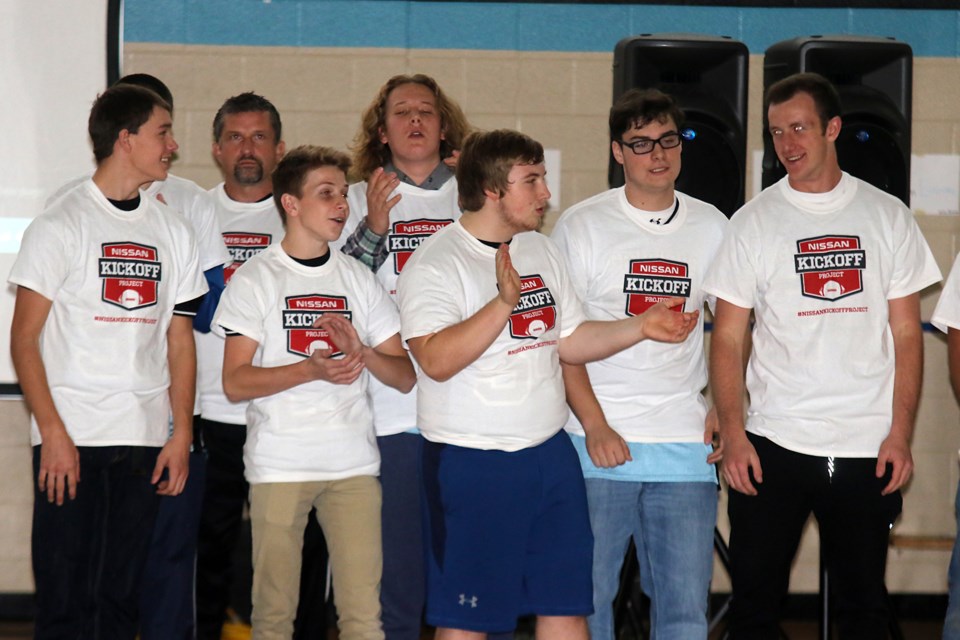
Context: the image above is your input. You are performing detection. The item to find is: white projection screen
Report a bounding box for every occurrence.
[0,0,115,393]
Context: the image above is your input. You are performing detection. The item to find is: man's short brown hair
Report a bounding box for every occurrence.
[272,145,351,225]
[88,84,171,163]
[456,130,544,213]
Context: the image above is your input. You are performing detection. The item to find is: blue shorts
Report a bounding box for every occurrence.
[421,430,594,632]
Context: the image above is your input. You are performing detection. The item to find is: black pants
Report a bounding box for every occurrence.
[195,418,249,640]
[32,445,161,640]
[727,433,901,640]
[139,446,207,640]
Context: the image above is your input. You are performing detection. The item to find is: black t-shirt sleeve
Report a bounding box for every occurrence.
[173,295,204,317]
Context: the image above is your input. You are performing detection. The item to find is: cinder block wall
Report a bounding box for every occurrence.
[2,0,960,596]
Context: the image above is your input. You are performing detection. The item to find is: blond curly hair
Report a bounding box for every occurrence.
[350,74,471,181]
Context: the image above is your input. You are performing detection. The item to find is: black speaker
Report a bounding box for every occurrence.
[611,33,748,217]
[762,35,912,205]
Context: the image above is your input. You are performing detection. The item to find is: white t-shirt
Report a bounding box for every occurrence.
[702,173,941,457]
[143,175,230,272]
[10,179,207,446]
[933,254,960,333]
[197,183,285,424]
[552,189,727,442]
[336,178,460,436]
[214,245,400,483]
[397,221,587,451]
[48,173,230,273]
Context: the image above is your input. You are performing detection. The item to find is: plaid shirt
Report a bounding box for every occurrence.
[341,161,455,272]
[341,220,389,271]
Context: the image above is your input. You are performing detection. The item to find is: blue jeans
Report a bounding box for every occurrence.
[32,445,161,640]
[945,477,960,640]
[586,478,716,640]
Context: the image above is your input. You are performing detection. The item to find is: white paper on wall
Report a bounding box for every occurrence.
[545,148,561,213]
[911,154,960,216]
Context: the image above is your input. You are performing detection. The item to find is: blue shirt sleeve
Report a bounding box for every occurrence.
[193,265,225,333]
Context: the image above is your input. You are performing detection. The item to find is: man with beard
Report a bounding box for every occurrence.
[195,92,292,639]
[397,129,700,640]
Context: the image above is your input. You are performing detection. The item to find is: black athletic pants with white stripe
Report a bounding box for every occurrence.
[727,432,901,640]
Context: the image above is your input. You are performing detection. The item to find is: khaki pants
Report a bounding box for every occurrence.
[249,476,384,640]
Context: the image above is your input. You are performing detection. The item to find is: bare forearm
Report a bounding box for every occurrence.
[561,362,607,433]
[890,325,922,441]
[223,360,311,402]
[167,317,196,442]
[410,296,513,382]
[362,346,416,393]
[888,294,923,442]
[11,289,67,440]
[709,300,752,439]
[560,298,698,364]
[710,334,747,437]
[12,340,67,439]
[560,318,644,365]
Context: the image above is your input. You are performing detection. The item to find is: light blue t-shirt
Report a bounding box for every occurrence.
[570,434,717,484]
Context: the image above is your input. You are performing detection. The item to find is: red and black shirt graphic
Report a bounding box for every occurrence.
[794,235,865,302]
[508,275,558,340]
[387,218,453,274]
[223,232,273,282]
[282,294,352,358]
[622,259,691,316]
[99,242,161,310]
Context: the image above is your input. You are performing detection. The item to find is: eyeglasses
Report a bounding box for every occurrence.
[618,132,682,155]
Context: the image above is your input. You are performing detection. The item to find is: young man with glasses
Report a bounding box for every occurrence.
[551,88,727,639]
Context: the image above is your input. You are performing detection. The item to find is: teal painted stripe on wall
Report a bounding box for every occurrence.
[124,1,960,57]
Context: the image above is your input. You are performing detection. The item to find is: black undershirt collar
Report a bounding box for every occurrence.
[287,249,331,267]
[479,238,512,249]
[108,194,141,211]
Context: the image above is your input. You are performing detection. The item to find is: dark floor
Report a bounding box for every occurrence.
[0,620,946,639]
[0,623,30,639]
[709,620,944,639]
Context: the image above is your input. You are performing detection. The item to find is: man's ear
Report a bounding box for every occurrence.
[275,140,286,161]
[611,140,625,167]
[280,193,298,218]
[483,187,501,203]
[116,129,132,154]
[825,116,842,142]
